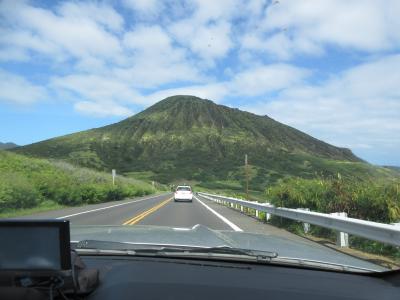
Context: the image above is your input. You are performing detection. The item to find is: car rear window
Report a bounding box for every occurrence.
[176,187,191,191]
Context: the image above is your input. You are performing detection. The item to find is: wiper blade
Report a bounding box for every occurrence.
[74,240,378,272]
[270,256,379,273]
[74,240,278,260]
[163,246,278,259]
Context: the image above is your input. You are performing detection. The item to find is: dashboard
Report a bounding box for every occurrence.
[80,255,399,300]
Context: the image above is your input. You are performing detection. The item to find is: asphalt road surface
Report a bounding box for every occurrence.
[15,193,297,235]
[17,193,234,229]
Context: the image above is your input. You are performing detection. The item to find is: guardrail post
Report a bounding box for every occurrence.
[265,203,271,221]
[297,208,310,233]
[255,201,259,218]
[240,205,244,212]
[331,212,349,247]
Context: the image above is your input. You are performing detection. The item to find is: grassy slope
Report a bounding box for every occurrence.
[384,166,400,175]
[197,156,398,200]
[0,151,163,217]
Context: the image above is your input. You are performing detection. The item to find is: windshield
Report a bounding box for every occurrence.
[0,0,399,273]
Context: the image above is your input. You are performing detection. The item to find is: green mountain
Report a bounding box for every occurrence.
[0,142,18,150]
[13,96,394,188]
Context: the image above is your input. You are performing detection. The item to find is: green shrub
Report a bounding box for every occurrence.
[0,173,41,211]
[0,151,157,213]
[267,177,400,223]
[266,176,400,258]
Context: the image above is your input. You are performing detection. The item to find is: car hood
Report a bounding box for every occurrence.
[70,224,384,271]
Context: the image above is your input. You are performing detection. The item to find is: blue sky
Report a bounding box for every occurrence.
[0,0,399,166]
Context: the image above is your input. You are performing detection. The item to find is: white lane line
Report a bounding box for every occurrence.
[194,195,242,232]
[56,194,168,219]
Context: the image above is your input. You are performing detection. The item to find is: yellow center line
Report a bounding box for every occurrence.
[122,197,173,225]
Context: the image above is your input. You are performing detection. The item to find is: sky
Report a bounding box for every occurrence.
[0,0,399,166]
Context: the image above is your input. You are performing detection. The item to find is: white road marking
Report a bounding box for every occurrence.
[194,195,243,232]
[56,194,167,219]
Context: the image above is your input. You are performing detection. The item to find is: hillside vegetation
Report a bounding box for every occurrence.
[0,151,158,217]
[267,176,400,223]
[14,95,372,186]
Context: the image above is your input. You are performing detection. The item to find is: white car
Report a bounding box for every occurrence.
[174,186,193,202]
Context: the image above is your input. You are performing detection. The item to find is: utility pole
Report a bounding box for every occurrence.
[245,154,249,200]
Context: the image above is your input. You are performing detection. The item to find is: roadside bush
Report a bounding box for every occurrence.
[0,151,157,214]
[0,173,40,211]
[267,177,400,223]
[266,176,400,258]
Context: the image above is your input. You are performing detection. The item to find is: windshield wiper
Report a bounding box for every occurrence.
[74,240,378,272]
[151,246,278,260]
[269,256,379,273]
[74,240,278,261]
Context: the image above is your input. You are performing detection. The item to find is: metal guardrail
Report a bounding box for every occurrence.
[198,192,400,247]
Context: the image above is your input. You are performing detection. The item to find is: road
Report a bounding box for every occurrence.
[18,193,234,229]
[16,193,301,236]
[15,192,385,271]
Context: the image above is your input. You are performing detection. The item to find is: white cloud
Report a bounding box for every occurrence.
[122,0,162,16]
[169,19,233,64]
[52,74,141,117]
[74,101,133,117]
[166,0,247,64]
[190,0,242,22]
[51,74,142,105]
[230,64,310,96]
[117,25,203,87]
[0,46,29,62]
[123,25,171,50]
[139,62,308,102]
[242,0,400,59]
[0,70,47,104]
[190,21,233,61]
[243,54,400,163]
[0,29,60,58]
[242,32,323,60]
[0,0,123,61]
[113,63,203,90]
[58,1,124,32]
[140,83,230,104]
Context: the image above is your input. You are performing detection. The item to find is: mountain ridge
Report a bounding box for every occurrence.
[0,142,18,150]
[99,95,359,160]
[14,95,376,185]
